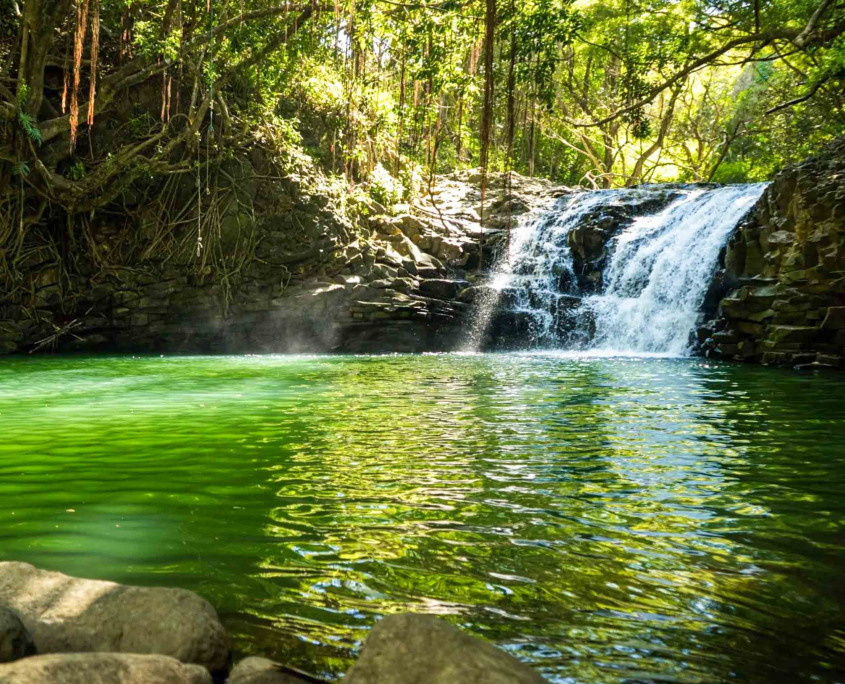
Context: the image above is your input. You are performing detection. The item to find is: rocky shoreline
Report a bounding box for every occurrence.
[0,562,545,684]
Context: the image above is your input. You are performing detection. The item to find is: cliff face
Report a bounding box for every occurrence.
[699,136,845,369]
[0,162,556,356]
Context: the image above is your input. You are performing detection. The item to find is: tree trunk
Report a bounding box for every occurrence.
[478,0,495,269]
[19,0,74,118]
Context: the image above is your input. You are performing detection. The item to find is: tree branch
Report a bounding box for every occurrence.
[567,10,845,129]
[765,74,832,114]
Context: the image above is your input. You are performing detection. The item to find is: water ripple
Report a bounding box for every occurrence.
[0,354,844,683]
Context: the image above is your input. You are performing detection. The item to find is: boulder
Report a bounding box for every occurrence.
[342,614,546,684]
[0,562,229,675]
[0,652,211,684]
[434,237,466,264]
[226,657,306,684]
[0,608,35,663]
[388,234,444,272]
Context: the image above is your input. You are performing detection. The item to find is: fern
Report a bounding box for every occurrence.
[17,112,42,146]
[11,161,30,178]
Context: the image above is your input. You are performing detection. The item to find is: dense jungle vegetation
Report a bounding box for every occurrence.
[0,0,844,279]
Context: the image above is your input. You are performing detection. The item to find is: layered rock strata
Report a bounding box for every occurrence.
[699,136,845,369]
[0,168,556,356]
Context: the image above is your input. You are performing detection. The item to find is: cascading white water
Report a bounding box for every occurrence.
[479,183,768,354]
[586,184,767,354]
[493,191,617,340]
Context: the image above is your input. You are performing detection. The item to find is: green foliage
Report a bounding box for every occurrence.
[128,111,156,138]
[710,159,754,184]
[16,80,29,109]
[68,160,86,181]
[11,161,30,178]
[17,112,42,146]
[400,162,424,201]
[133,21,182,62]
[2,0,844,221]
[368,163,405,206]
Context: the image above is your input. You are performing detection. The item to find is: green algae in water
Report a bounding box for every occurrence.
[1,353,844,683]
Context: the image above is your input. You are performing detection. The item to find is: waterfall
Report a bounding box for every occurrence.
[492,191,617,341]
[476,183,768,355]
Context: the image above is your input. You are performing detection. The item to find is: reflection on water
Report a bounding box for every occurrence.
[0,353,844,683]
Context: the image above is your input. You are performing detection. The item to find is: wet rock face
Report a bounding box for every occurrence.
[0,562,230,676]
[0,653,212,684]
[1,166,534,356]
[0,607,36,663]
[343,614,547,684]
[565,187,684,293]
[698,136,845,369]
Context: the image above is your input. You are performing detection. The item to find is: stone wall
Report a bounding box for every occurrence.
[698,136,845,369]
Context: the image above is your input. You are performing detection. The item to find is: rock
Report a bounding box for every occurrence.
[343,614,546,684]
[419,279,470,301]
[701,135,845,366]
[715,343,740,356]
[396,214,427,239]
[0,608,35,663]
[821,306,845,329]
[737,321,764,336]
[0,562,229,675]
[702,269,739,314]
[765,230,794,249]
[389,234,444,272]
[762,351,790,365]
[434,237,466,264]
[226,657,306,684]
[0,653,212,684]
[793,361,835,372]
[769,326,819,344]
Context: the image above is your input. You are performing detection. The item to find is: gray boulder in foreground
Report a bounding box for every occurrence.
[227,657,307,683]
[0,608,35,663]
[0,562,229,674]
[343,614,546,684]
[0,652,212,684]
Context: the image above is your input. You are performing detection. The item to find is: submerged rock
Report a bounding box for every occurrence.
[0,562,229,675]
[0,652,212,684]
[0,607,35,663]
[226,657,307,684]
[343,614,546,684]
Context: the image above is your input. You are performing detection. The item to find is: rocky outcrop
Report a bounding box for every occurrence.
[0,609,35,664]
[0,165,565,356]
[0,653,213,684]
[0,562,229,676]
[699,136,845,369]
[343,614,546,684]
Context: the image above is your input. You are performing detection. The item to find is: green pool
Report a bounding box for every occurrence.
[1,353,843,683]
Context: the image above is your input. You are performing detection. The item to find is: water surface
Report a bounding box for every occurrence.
[0,353,843,683]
